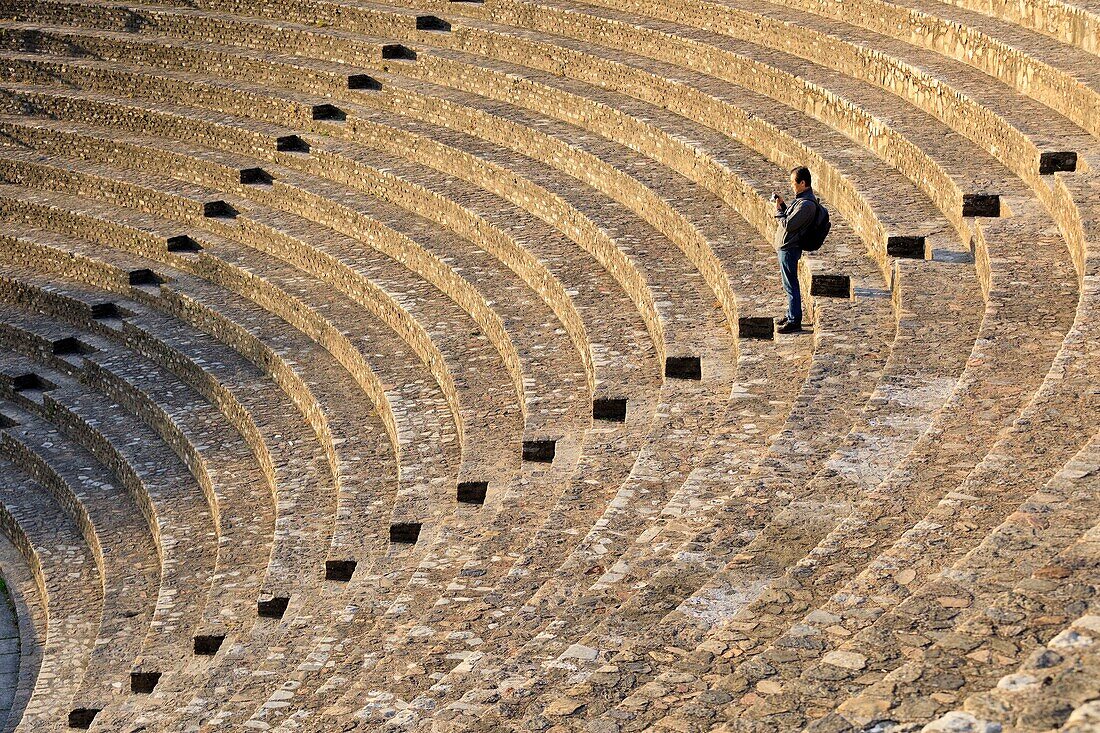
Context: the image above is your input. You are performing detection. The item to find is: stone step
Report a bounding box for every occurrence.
[0,532,44,733]
[938,0,1100,56]
[0,169,528,726]
[691,263,1092,731]
[501,258,983,732]
[0,42,734,372]
[0,385,163,713]
[824,432,1100,730]
[0,0,1090,727]
[0,459,101,731]
[0,311,232,672]
[0,269,279,648]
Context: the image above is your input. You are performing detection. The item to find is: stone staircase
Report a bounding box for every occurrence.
[0,0,1092,730]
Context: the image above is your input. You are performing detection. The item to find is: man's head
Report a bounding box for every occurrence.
[790,166,812,194]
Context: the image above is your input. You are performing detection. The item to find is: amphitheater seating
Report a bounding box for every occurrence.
[0,0,1092,731]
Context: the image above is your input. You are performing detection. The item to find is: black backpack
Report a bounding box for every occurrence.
[800,199,831,252]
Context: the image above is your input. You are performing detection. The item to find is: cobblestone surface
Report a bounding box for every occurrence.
[0,0,1093,730]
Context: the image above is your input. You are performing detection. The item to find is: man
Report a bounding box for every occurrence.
[772,166,819,334]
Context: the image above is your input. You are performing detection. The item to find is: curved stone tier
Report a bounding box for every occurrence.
[0,0,1093,731]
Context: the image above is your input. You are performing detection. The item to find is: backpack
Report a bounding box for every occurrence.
[800,199,831,252]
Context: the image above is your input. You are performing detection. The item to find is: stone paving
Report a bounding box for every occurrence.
[0,0,1092,731]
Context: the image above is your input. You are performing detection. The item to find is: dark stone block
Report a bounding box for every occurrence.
[193,634,225,655]
[131,671,161,693]
[886,235,926,259]
[310,104,345,122]
[592,398,628,422]
[13,373,53,391]
[390,522,422,544]
[90,302,124,320]
[1039,151,1077,175]
[347,74,382,91]
[457,481,488,504]
[68,709,100,729]
[522,439,556,463]
[382,44,417,60]
[52,337,91,357]
[665,356,701,380]
[276,135,309,153]
[962,194,1000,218]
[129,269,166,287]
[325,559,357,581]
[0,413,17,429]
[166,234,202,252]
[202,200,237,219]
[239,167,274,185]
[737,317,774,340]
[810,274,851,298]
[416,15,451,31]
[257,595,290,619]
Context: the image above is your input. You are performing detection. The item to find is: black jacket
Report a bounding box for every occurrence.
[774,188,819,251]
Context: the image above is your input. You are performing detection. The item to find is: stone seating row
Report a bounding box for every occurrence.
[0,286,276,637]
[0,377,165,710]
[0,221,374,726]
[0,17,950,726]
[0,274,291,723]
[0,81,783,733]
[0,18,963,730]
[831,431,1100,731]
[0,532,43,732]
[0,462,101,731]
[955,610,1100,733]
[0,118,734,730]
[0,157,642,726]
[195,2,1091,726]
[0,266,280,647]
[8,0,1086,288]
[943,0,1100,55]
[0,0,1091,726]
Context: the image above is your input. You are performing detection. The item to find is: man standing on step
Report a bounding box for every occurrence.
[772,166,818,334]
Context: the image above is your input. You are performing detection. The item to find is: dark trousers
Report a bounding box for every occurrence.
[778,247,802,324]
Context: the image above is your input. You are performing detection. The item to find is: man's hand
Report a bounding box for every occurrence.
[774,194,786,211]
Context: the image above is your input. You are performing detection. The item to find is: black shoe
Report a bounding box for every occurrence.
[776,316,790,327]
[777,321,803,334]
